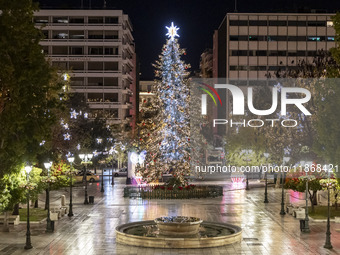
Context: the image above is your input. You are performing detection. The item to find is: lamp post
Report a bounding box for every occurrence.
[241,149,252,190]
[111,157,115,186]
[79,153,93,204]
[100,166,104,192]
[44,161,53,233]
[263,153,270,203]
[280,156,290,215]
[324,164,333,249]
[24,165,33,250]
[109,147,117,187]
[301,161,312,233]
[67,157,74,217]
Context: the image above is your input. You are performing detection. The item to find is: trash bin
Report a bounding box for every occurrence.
[299,219,305,231]
[51,221,55,232]
[89,196,94,204]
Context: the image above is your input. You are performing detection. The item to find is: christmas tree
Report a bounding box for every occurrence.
[137,22,191,186]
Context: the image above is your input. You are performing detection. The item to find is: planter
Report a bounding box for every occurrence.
[154,216,203,236]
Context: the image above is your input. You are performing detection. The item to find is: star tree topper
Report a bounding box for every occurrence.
[166,22,179,41]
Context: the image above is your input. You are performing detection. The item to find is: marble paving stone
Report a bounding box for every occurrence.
[0,179,340,254]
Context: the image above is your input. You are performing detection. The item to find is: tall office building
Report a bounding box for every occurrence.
[213,13,336,80]
[34,10,137,130]
[211,12,336,137]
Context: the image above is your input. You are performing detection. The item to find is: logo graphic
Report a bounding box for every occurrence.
[200,83,311,116]
[198,83,222,115]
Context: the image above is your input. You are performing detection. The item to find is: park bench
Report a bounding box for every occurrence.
[0,215,20,225]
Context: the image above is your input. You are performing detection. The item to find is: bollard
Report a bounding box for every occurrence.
[61,195,66,206]
[89,196,94,204]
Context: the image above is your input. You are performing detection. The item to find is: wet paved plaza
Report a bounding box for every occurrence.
[0,177,340,255]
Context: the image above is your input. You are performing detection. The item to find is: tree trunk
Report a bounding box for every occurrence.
[275,175,281,188]
[308,190,317,213]
[45,189,49,210]
[34,199,38,208]
[2,211,9,232]
[313,191,317,205]
[335,193,338,210]
[12,204,19,215]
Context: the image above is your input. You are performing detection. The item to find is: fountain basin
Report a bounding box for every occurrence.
[116,220,242,248]
[155,216,203,236]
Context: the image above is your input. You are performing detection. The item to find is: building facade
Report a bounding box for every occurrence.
[34,10,137,129]
[213,13,336,80]
[199,48,213,78]
[139,80,156,109]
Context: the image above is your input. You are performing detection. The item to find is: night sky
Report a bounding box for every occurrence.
[37,0,340,80]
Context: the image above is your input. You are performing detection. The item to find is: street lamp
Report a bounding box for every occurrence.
[67,157,74,217]
[24,165,33,250]
[241,149,252,190]
[280,156,290,215]
[79,153,93,204]
[109,147,117,187]
[100,167,105,193]
[301,160,312,233]
[324,164,333,249]
[44,161,53,233]
[263,153,270,203]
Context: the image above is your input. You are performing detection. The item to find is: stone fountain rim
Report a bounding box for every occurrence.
[116,220,242,243]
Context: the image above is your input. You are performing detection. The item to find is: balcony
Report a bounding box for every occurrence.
[123,57,134,68]
[122,43,135,55]
[122,72,133,81]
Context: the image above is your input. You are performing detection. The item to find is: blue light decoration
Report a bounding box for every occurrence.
[70,109,78,119]
[63,133,71,140]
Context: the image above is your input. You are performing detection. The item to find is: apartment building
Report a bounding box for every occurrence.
[213,13,336,80]
[34,9,137,129]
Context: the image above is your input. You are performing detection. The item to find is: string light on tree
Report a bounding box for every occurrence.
[63,133,71,140]
[136,22,191,185]
[70,109,78,119]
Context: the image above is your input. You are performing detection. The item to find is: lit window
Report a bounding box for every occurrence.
[327,21,333,27]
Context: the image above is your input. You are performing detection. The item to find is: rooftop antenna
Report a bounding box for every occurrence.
[103,0,107,8]
[234,0,238,12]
